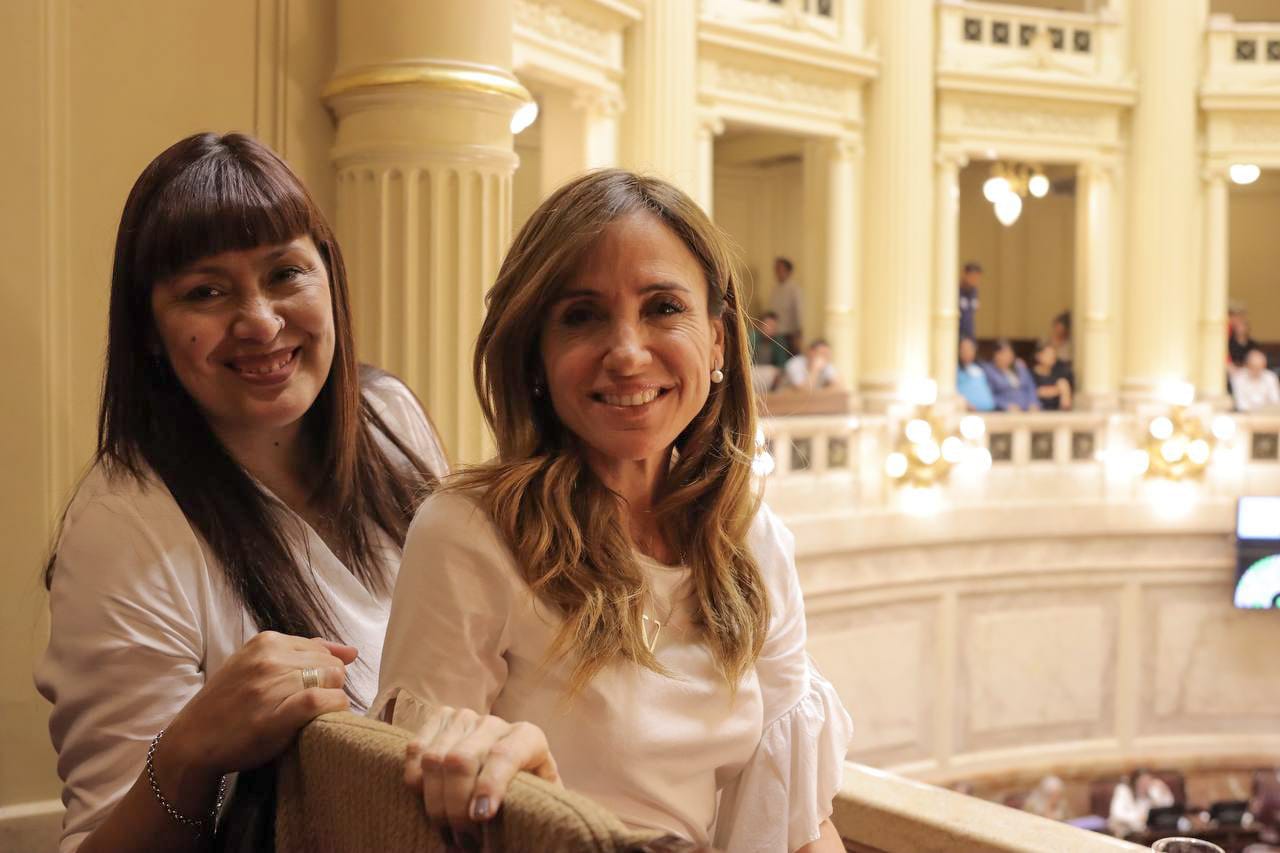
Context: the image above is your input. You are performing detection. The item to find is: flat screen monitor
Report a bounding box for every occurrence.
[1235,496,1280,609]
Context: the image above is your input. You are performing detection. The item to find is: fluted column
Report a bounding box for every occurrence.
[1121,0,1206,403]
[325,0,529,462]
[1076,160,1119,409]
[932,149,966,399]
[1199,164,1230,403]
[860,0,935,409]
[826,138,862,394]
[695,113,725,215]
[622,0,699,195]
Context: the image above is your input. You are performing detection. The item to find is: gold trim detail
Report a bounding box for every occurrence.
[323,65,532,104]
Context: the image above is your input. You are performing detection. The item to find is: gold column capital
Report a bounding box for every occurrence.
[323,61,533,106]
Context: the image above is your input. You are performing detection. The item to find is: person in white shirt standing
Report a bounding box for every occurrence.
[376,170,853,852]
[770,257,804,355]
[35,132,449,853]
[1233,347,1280,412]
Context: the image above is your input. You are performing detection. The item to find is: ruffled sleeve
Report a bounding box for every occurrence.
[713,504,854,853]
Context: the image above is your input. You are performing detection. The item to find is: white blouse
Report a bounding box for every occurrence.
[35,374,446,853]
[374,491,853,853]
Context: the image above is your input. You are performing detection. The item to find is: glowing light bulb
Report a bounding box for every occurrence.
[1187,438,1211,466]
[942,436,964,463]
[1161,437,1187,464]
[905,418,932,444]
[994,192,1022,226]
[1212,415,1236,441]
[885,452,909,479]
[959,415,987,441]
[916,441,941,465]
[1130,449,1151,476]
[1149,416,1174,441]
[1230,163,1261,185]
[983,176,1011,203]
[1028,172,1050,198]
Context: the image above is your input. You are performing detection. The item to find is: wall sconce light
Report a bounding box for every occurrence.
[884,382,988,487]
[1140,403,1226,481]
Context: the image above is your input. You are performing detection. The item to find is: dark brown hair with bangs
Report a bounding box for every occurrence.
[46,132,437,667]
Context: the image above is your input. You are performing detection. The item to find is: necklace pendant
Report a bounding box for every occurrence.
[642,613,664,652]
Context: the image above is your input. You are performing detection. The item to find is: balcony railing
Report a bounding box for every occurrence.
[1204,14,1280,95]
[760,409,1280,517]
[834,762,1148,852]
[936,0,1125,85]
[699,0,863,52]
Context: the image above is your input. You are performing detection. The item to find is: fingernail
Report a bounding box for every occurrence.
[470,795,491,820]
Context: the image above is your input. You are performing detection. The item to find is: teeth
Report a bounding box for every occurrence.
[237,350,294,375]
[602,388,660,407]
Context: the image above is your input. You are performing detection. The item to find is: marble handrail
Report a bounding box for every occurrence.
[833,762,1148,853]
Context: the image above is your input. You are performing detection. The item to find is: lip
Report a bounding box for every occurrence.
[225,347,300,386]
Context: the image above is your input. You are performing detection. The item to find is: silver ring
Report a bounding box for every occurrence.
[300,667,320,690]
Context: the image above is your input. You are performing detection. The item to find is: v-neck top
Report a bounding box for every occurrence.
[35,372,447,853]
[375,493,853,852]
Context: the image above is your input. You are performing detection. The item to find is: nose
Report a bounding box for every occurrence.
[601,319,651,375]
[231,296,284,343]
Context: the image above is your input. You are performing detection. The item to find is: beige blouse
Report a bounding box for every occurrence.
[374,491,853,853]
[35,373,447,853]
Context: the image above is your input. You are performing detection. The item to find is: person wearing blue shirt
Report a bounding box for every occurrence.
[956,337,995,412]
[983,339,1039,412]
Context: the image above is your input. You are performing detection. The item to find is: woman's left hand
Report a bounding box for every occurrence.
[403,705,561,844]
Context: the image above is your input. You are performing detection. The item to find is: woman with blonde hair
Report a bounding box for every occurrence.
[375,169,853,851]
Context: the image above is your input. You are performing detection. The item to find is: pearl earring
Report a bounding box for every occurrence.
[710,368,725,384]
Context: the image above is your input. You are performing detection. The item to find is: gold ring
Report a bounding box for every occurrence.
[300,668,320,690]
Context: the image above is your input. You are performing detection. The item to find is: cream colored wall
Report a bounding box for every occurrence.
[0,0,336,812]
[1229,182,1280,340]
[713,160,809,329]
[958,166,1076,342]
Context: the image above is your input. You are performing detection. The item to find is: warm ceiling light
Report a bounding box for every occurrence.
[511,100,540,134]
[1230,164,1261,185]
[1028,172,1050,198]
[983,176,1011,203]
[994,192,1022,226]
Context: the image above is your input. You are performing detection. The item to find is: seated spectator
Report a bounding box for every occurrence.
[749,312,791,395]
[1109,769,1175,837]
[1025,775,1068,822]
[1234,347,1280,412]
[1049,311,1073,366]
[956,337,995,412]
[1230,311,1260,369]
[1031,341,1073,411]
[983,340,1039,412]
[784,338,840,391]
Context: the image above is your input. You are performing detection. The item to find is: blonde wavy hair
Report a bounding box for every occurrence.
[451,169,768,694]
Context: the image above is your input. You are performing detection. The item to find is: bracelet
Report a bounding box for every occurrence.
[145,728,227,836]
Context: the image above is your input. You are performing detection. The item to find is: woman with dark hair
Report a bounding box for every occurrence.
[983,339,1039,412]
[35,132,447,852]
[1030,341,1072,411]
[376,170,852,851]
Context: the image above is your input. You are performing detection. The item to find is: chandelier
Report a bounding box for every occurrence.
[982,162,1050,227]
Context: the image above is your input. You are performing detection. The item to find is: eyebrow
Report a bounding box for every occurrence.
[172,244,305,280]
[555,281,692,301]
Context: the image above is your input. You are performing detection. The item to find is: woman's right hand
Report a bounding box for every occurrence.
[161,631,356,781]
[403,705,560,845]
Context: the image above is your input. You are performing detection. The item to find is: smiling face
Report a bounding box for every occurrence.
[150,236,335,437]
[538,212,725,471]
